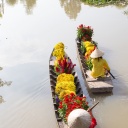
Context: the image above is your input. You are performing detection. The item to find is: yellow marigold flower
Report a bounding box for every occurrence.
[57,56,64,60]
[52,48,65,60]
[59,90,76,100]
[54,42,64,50]
[83,41,94,48]
[86,46,95,53]
[57,73,74,83]
[83,41,95,52]
[55,81,76,95]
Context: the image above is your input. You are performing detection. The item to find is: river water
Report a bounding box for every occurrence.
[0,0,128,128]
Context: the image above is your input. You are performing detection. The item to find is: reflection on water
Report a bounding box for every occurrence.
[0,0,4,17]
[124,7,128,17]
[59,0,81,19]
[0,67,12,87]
[82,0,128,8]
[1,0,37,18]
[0,78,12,87]
[59,0,128,19]
[20,0,36,14]
[0,67,12,103]
[6,0,18,5]
[0,62,58,128]
[0,95,4,103]
[1,0,128,19]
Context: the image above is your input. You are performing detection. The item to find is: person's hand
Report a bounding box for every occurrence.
[105,70,110,76]
[105,72,109,76]
[107,70,110,73]
[87,101,99,119]
[87,109,94,118]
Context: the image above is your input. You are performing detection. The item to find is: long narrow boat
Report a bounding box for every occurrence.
[76,39,113,93]
[49,53,84,128]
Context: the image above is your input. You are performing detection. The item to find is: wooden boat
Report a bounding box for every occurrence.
[76,39,113,93]
[49,53,84,128]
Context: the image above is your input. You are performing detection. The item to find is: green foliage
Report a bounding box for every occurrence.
[80,42,86,55]
[77,24,93,41]
[81,0,128,6]
[86,57,93,70]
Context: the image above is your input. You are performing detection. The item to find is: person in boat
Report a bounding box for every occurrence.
[90,48,110,78]
[67,108,97,128]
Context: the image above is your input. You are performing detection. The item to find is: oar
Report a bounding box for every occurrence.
[87,101,99,112]
[104,68,115,79]
[107,70,115,79]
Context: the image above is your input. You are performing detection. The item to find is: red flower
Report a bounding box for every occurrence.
[54,57,76,75]
[56,67,60,72]
[59,101,63,109]
[58,93,89,123]
[79,24,83,28]
[64,97,70,103]
[70,92,75,97]
[77,24,93,41]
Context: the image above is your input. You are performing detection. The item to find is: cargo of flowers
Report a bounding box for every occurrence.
[77,24,94,42]
[54,57,76,75]
[52,42,89,125]
[55,73,76,100]
[52,42,76,75]
[58,92,89,123]
[76,24,98,70]
[55,73,89,124]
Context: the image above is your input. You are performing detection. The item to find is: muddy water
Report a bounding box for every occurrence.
[0,0,128,128]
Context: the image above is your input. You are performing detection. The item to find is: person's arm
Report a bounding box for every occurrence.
[103,59,110,71]
[88,111,94,118]
[90,117,97,128]
[88,110,97,128]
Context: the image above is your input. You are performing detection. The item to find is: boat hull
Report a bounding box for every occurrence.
[49,54,83,128]
[76,40,113,93]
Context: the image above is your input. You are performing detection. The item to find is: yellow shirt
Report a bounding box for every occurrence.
[91,58,110,78]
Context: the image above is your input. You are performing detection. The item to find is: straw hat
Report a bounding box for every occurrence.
[90,48,104,58]
[67,109,91,128]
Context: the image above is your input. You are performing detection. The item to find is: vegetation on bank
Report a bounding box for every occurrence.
[81,0,128,7]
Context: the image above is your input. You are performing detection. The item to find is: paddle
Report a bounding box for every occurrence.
[104,67,115,79]
[107,70,115,79]
[87,101,99,112]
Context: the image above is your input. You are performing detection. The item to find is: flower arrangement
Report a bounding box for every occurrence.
[77,24,93,41]
[52,48,65,60]
[55,73,76,99]
[52,42,89,124]
[54,57,76,75]
[59,90,76,100]
[57,73,74,83]
[54,42,64,50]
[52,42,76,75]
[58,93,89,123]
[86,57,93,70]
[52,42,65,60]
[55,81,76,95]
